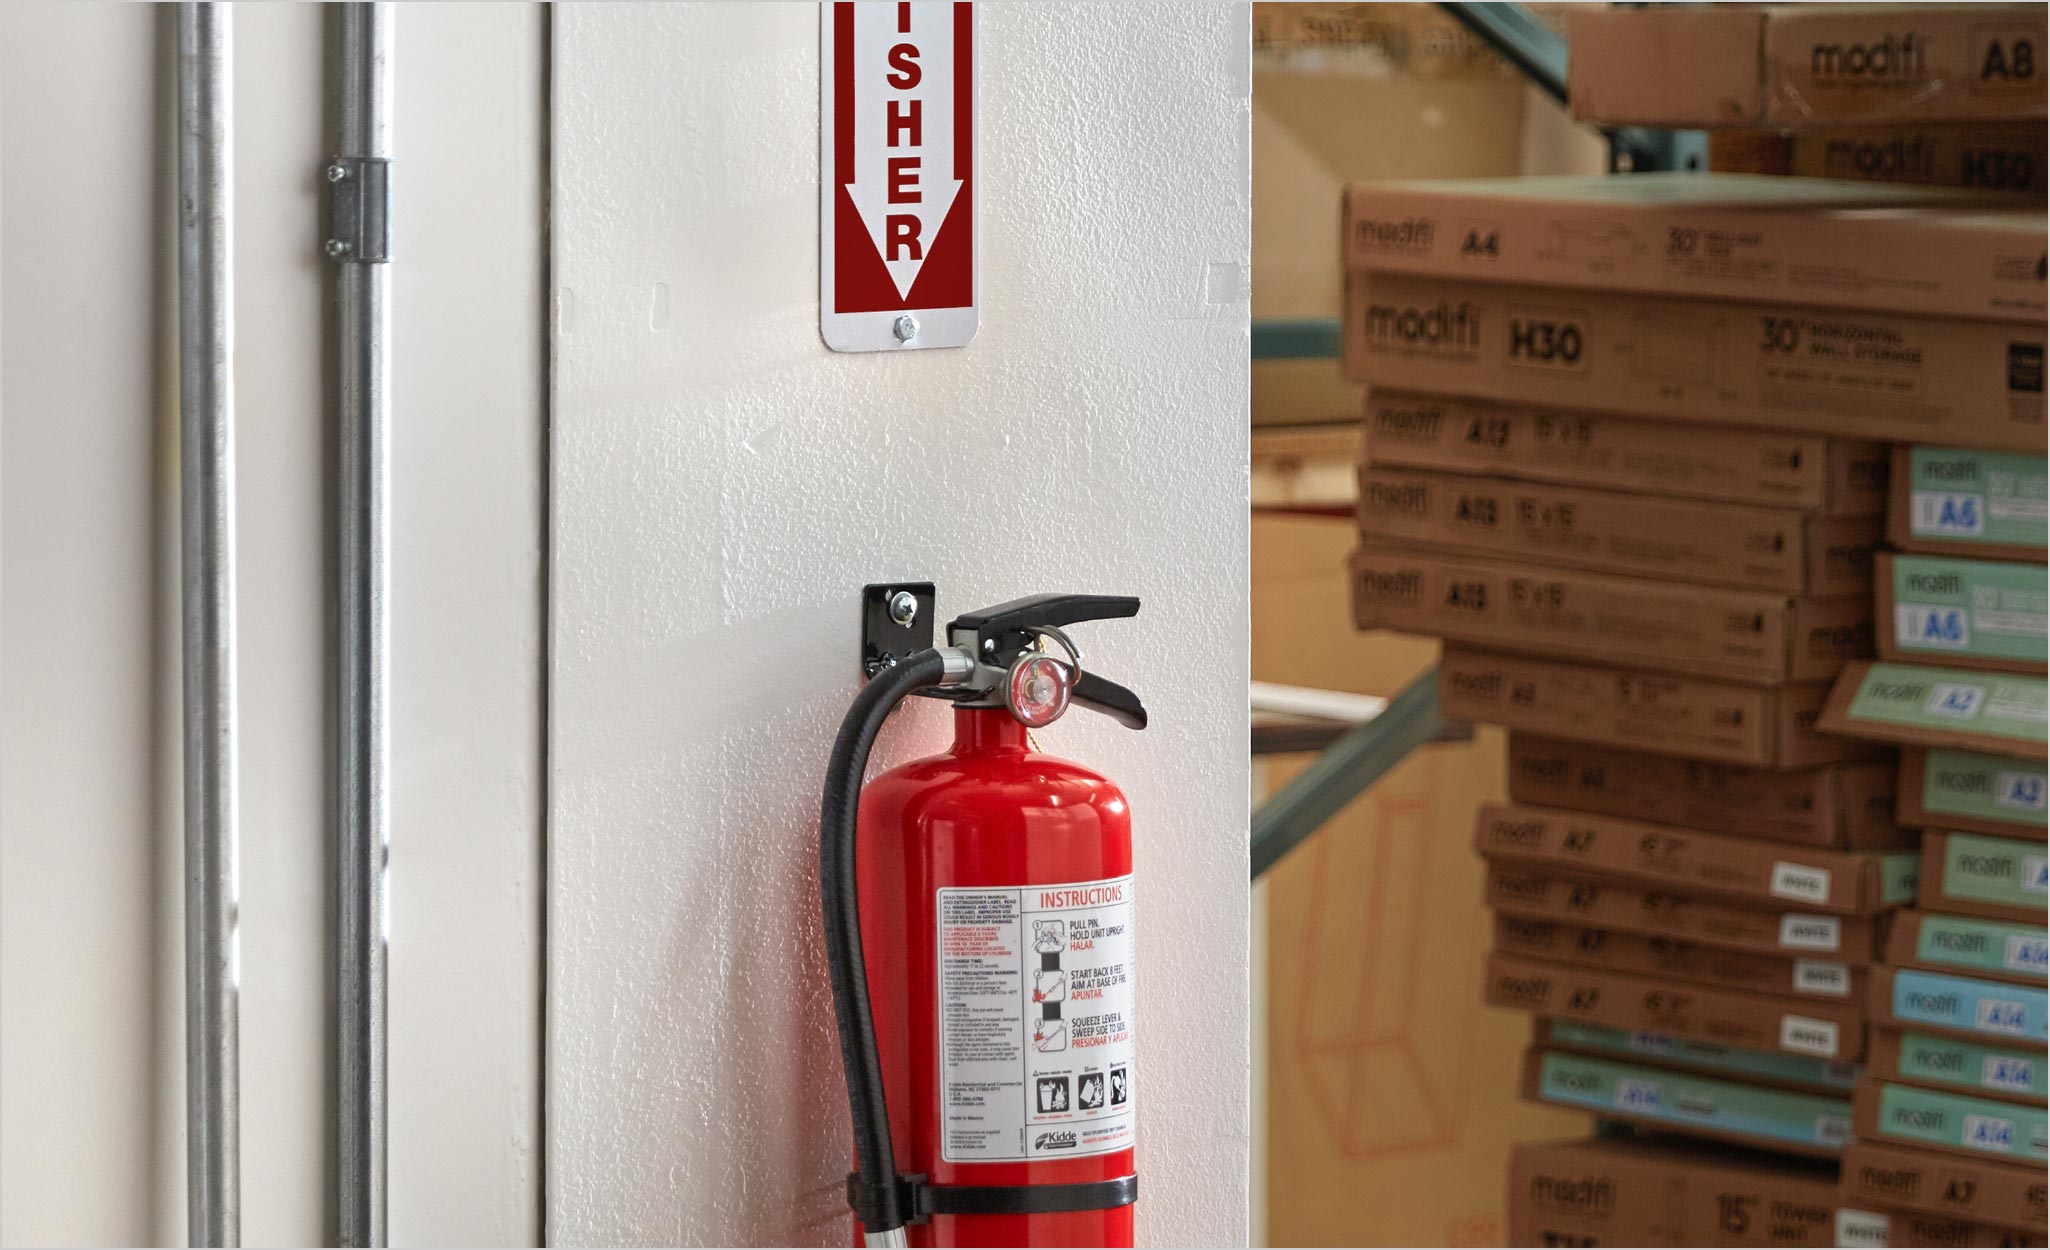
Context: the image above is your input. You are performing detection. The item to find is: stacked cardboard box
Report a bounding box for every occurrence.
[1814,447,2049,1245]
[1342,173,2046,1244]
[1568,5,2049,196]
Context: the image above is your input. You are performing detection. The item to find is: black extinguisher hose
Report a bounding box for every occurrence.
[820,648,949,1241]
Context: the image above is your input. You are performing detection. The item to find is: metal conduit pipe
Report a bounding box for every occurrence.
[176,3,241,1245]
[331,4,393,1245]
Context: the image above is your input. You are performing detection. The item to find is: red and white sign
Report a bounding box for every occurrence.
[820,1,977,352]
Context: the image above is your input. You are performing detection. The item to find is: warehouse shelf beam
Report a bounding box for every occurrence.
[1251,668,1458,879]
[1251,317,1342,361]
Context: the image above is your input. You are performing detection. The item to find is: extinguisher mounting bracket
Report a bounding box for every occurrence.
[860,582,936,678]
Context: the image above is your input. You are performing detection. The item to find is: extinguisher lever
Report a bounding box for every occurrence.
[947,593,1139,655]
[1073,671,1147,731]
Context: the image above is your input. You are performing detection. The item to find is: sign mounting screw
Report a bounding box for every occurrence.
[325,238,350,258]
[887,590,918,627]
[892,315,919,343]
[325,162,349,183]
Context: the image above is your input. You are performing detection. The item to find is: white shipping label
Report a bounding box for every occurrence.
[1792,960,1851,997]
[1834,1208,1889,1247]
[937,875,1135,1163]
[1778,913,1841,952]
[1779,1014,1840,1057]
[1770,861,1833,903]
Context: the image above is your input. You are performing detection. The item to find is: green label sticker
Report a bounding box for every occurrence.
[1915,913,2050,981]
[1891,554,2049,666]
[1843,663,2046,747]
[1909,448,2048,552]
[1939,833,2050,914]
[1874,1081,2049,1161]
[1922,749,2048,831]
[1893,1030,2046,1099]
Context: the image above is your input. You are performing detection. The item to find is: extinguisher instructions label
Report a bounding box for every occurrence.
[936,874,1136,1163]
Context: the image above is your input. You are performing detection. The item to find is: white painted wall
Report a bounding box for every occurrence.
[1,5,545,1244]
[548,5,1252,1246]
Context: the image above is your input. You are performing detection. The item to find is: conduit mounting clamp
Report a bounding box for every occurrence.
[323,155,392,263]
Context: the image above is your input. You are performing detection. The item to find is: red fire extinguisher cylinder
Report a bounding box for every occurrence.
[819,594,1147,1249]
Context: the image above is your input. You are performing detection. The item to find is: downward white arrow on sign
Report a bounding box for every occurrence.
[849,2,960,300]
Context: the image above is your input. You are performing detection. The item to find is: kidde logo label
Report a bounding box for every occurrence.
[1809,32,1927,83]
[1362,301,1481,354]
[1033,1131,1078,1152]
[1352,216,1435,253]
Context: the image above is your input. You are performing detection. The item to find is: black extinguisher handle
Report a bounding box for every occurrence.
[948,592,1139,635]
[1073,671,1147,731]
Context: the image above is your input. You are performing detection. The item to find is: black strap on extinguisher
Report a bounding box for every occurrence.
[847,1173,1140,1224]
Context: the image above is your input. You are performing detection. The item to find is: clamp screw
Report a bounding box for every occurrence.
[887,590,918,627]
[324,238,350,259]
[892,315,919,342]
[325,162,349,183]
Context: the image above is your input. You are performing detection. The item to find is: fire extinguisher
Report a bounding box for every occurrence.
[820,588,1147,1248]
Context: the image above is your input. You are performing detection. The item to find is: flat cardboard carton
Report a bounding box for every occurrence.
[1484,864,1882,963]
[1441,645,1877,768]
[1879,552,2049,676]
[1853,1080,2049,1165]
[1922,831,2050,924]
[1340,272,2048,454]
[1902,748,2050,839]
[1487,953,1866,1061]
[1341,173,2045,320]
[1508,735,1904,850]
[1790,122,2050,194]
[1496,913,1868,1002]
[1506,1134,1842,1248]
[1891,446,2050,562]
[1887,910,2050,985]
[1869,1026,2046,1106]
[1841,1138,2049,1232]
[1538,1018,1860,1094]
[1849,1208,2050,1247]
[1362,390,1889,513]
[1475,802,1918,915]
[1350,546,1871,682]
[1873,965,2048,1048]
[1356,466,1880,595]
[1818,662,2048,762]
[1568,5,2050,129]
[1522,1047,1851,1158]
